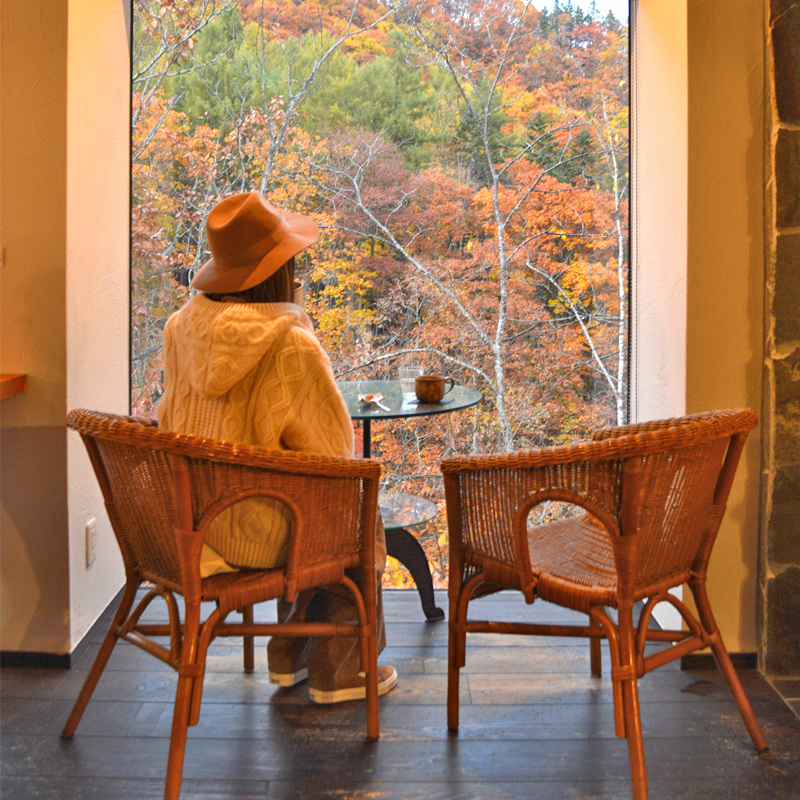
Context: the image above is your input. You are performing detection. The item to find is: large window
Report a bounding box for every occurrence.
[131,0,629,587]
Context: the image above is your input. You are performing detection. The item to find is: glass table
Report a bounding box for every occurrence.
[338,380,482,621]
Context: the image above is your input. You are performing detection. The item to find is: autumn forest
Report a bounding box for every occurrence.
[132,0,629,587]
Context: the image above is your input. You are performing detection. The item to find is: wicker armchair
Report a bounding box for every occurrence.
[441,409,769,800]
[61,409,382,800]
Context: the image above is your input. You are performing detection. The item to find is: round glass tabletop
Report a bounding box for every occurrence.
[379,491,438,531]
[337,379,482,420]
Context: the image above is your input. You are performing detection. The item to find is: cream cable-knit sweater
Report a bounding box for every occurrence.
[159,293,354,572]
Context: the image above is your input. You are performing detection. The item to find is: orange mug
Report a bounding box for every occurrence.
[415,375,455,404]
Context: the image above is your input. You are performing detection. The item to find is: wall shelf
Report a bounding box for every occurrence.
[0,374,28,399]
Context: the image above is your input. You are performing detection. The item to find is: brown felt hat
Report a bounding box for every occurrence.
[191,192,319,293]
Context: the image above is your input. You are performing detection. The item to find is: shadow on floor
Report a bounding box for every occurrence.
[2,589,800,799]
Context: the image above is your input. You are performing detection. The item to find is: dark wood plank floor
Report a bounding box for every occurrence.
[3,590,800,799]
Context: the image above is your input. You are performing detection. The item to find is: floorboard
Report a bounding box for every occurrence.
[2,589,799,799]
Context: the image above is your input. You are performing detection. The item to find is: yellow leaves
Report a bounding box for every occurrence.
[382,515,448,591]
[305,247,378,353]
[551,401,581,446]
[505,88,537,125]
[343,29,388,57]
[545,255,621,318]
[382,558,416,590]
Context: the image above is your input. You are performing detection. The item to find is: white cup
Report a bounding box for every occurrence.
[398,365,424,399]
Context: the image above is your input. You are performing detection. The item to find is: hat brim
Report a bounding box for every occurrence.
[191,212,319,294]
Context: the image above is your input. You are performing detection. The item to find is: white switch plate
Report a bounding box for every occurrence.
[85,518,97,567]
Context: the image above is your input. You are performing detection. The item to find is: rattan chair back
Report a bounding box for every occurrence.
[89,432,183,586]
[70,409,380,594]
[62,409,382,800]
[445,408,756,605]
[442,408,768,800]
[182,452,370,596]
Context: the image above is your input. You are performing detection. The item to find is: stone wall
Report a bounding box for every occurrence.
[762,0,800,675]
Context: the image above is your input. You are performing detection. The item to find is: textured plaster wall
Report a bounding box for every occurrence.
[762,0,800,674]
[0,0,783,661]
[632,0,687,427]
[1,0,71,653]
[636,0,768,649]
[65,0,129,648]
[685,0,764,653]
[632,0,688,632]
[0,0,129,654]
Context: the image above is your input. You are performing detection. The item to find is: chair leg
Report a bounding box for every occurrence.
[591,607,625,737]
[61,579,138,738]
[364,625,380,741]
[690,581,769,754]
[340,572,380,740]
[241,605,254,672]
[618,606,648,800]
[589,613,602,677]
[188,609,221,727]
[447,625,461,731]
[164,604,203,800]
[712,641,769,752]
[164,671,194,800]
[447,590,467,731]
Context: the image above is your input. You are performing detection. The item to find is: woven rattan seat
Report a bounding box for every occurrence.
[61,409,383,800]
[528,513,618,609]
[441,408,769,800]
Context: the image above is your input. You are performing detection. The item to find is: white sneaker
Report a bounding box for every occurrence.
[309,665,398,704]
[268,667,309,687]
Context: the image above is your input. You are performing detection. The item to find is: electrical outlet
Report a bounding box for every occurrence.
[85,518,97,567]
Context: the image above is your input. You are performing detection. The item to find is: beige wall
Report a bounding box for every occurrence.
[0,0,129,654]
[65,0,130,647]
[632,0,688,428]
[686,0,764,652]
[0,0,769,656]
[633,0,764,650]
[633,0,688,632]
[1,0,71,653]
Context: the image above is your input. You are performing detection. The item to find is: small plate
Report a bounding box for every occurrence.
[358,393,390,411]
[406,397,454,406]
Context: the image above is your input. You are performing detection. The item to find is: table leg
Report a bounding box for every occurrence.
[361,417,443,621]
[362,418,371,459]
[385,527,445,622]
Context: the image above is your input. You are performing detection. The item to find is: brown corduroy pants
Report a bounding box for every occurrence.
[267,519,387,692]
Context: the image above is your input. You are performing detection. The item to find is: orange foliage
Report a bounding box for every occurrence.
[131,0,629,585]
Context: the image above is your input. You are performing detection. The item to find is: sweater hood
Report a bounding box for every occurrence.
[166,293,315,400]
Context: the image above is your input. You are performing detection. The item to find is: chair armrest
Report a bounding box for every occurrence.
[592,408,757,441]
[124,414,158,427]
[441,435,633,474]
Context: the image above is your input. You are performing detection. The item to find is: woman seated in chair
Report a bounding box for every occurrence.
[158,191,396,704]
